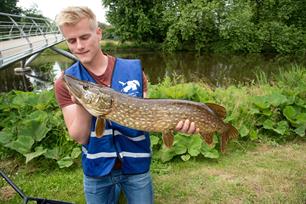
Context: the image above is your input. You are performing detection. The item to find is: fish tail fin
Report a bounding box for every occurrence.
[220,124,239,153]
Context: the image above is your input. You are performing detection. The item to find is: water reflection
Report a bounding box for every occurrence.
[0,51,305,92]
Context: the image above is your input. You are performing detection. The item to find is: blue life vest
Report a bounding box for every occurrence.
[64,58,151,177]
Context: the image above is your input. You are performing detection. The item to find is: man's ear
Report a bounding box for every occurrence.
[96,27,102,39]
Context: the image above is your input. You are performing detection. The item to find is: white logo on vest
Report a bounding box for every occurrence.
[119,80,140,96]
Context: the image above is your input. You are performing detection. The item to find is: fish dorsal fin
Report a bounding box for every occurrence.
[206,103,227,119]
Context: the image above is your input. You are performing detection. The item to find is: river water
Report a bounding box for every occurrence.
[0,50,305,92]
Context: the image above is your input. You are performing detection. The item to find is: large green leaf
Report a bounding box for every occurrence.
[274,121,288,135]
[201,147,219,159]
[173,143,187,155]
[268,93,288,107]
[249,129,258,141]
[150,135,160,147]
[262,109,273,116]
[187,136,202,157]
[25,146,47,163]
[11,92,37,108]
[239,125,249,137]
[263,119,274,130]
[263,119,288,135]
[296,113,306,126]
[71,147,81,159]
[294,126,306,137]
[35,91,55,110]
[0,128,14,144]
[200,143,219,159]
[173,134,189,155]
[181,154,191,161]
[18,110,51,142]
[5,136,34,154]
[161,148,176,163]
[253,96,270,109]
[44,147,60,160]
[283,106,297,121]
[57,156,74,168]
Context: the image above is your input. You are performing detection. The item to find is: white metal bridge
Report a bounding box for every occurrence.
[0,12,76,70]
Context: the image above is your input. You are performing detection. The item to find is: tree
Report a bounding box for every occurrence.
[103,0,306,53]
[21,4,46,19]
[0,0,21,14]
[103,0,165,42]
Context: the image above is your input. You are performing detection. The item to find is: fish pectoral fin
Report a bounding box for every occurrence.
[95,117,106,138]
[162,131,174,148]
[200,132,214,146]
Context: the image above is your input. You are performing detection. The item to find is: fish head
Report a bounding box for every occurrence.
[63,75,113,116]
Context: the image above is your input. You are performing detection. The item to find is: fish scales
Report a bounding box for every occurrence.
[109,95,224,133]
[63,75,239,152]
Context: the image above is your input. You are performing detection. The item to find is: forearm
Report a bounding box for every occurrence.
[62,104,92,144]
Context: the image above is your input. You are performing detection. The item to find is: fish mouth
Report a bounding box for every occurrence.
[63,75,84,99]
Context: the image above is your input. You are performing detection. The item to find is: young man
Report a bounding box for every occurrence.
[54,6,198,204]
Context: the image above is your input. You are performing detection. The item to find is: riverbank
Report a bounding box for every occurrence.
[53,40,159,52]
[1,141,305,203]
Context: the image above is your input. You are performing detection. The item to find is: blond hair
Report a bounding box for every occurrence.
[55,6,98,30]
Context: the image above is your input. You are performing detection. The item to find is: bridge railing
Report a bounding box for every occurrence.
[0,12,59,41]
[0,21,55,40]
[0,12,65,69]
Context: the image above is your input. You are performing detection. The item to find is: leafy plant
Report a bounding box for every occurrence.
[0,67,305,166]
[0,90,80,168]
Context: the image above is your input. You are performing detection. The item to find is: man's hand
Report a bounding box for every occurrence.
[175,119,200,135]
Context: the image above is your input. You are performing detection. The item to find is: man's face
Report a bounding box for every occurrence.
[61,18,101,65]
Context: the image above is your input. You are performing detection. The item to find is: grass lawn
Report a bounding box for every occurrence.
[1,141,306,203]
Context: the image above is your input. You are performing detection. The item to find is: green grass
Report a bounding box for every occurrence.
[1,141,305,203]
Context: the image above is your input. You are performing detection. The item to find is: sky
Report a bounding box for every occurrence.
[17,0,108,23]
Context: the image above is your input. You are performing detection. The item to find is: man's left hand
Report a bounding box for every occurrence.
[175,119,200,135]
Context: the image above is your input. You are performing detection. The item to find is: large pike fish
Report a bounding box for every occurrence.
[63,75,238,152]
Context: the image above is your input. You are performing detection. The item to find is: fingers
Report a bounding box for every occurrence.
[181,119,191,133]
[176,119,200,135]
[176,120,184,130]
[188,121,196,134]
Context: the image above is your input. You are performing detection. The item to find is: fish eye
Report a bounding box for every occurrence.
[83,85,89,90]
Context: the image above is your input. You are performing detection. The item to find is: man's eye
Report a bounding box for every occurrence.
[81,35,90,40]
[67,40,75,44]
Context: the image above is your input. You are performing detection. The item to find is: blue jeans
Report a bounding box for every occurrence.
[84,169,153,204]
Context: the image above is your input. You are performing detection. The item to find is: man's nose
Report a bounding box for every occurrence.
[76,39,84,49]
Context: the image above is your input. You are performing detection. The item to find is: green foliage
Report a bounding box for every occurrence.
[160,134,219,162]
[148,67,306,162]
[163,0,221,52]
[102,0,165,43]
[0,90,80,168]
[218,2,262,53]
[0,68,305,166]
[0,0,21,15]
[104,0,306,53]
